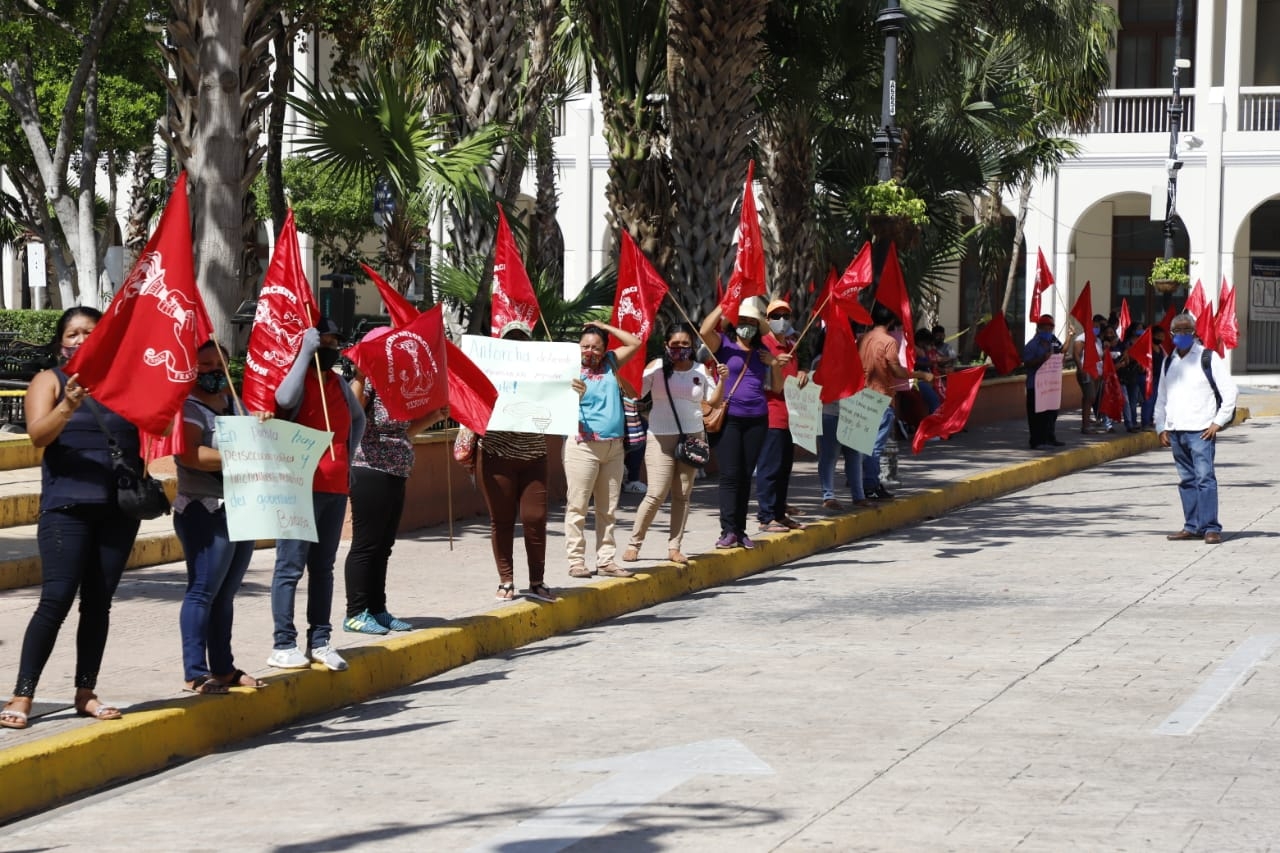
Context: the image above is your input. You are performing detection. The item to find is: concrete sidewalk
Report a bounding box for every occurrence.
[0,390,1277,823]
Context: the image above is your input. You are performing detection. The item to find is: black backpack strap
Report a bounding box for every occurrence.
[1200,348,1223,408]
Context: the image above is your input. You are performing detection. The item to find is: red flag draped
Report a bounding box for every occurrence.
[1099,348,1126,421]
[242,211,321,414]
[610,231,669,394]
[1216,277,1238,354]
[813,300,864,404]
[1069,282,1098,377]
[1129,326,1154,397]
[1117,298,1131,340]
[1197,297,1218,354]
[975,312,1021,375]
[1157,303,1177,355]
[360,263,499,435]
[344,305,449,422]
[719,161,767,325]
[830,244,874,325]
[911,365,985,453]
[1184,279,1207,322]
[66,173,210,435]
[144,306,216,460]
[491,206,542,337]
[875,241,914,370]
[1029,249,1055,322]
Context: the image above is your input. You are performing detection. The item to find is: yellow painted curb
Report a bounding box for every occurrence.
[0,438,40,471]
[0,479,178,533]
[0,415,1252,823]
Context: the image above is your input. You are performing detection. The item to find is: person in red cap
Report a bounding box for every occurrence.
[756,298,808,532]
[1022,313,1065,449]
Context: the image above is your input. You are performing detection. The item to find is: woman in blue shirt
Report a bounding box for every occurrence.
[565,322,642,579]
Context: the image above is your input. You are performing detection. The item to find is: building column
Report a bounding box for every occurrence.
[1222,0,1245,131]
[1,243,17,310]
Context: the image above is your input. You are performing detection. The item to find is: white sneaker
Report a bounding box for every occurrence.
[308,645,348,672]
[267,647,309,669]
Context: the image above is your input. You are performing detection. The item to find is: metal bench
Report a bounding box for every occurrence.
[0,339,55,431]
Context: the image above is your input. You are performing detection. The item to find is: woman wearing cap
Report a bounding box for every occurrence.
[342,327,450,635]
[756,298,808,533]
[698,298,791,549]
[565,321,643,579]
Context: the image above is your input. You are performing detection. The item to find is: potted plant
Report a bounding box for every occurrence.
[1149,256,1190,294]
[861,180,928,245]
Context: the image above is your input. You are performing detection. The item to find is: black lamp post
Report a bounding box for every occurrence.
[1162,0,1186,263]
[872,0,908,184]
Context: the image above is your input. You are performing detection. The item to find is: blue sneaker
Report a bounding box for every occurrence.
[740,535,755,550]
[372,611,412,632]
[343,610,389,635]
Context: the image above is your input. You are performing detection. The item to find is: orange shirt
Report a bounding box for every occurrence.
[859,326,899,397]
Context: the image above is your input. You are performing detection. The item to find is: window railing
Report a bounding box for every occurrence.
[1086,89,1196,134]
[1240,86,1280,132]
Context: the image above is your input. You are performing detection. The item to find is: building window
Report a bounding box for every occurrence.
[1116,0,1196,89]
[1251,201,1280,253]
[1258,0,1280,85]
[1112,216,1173,325]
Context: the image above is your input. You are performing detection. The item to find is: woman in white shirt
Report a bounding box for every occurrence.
[622,323,726,565]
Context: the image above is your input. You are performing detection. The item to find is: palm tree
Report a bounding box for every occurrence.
[289,64,501,296]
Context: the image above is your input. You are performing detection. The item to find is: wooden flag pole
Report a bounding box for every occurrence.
[445,440,454,550]
[303,306,337,460]
[667,295,721,367]
[209,334,244,414]
[789,292,832,355]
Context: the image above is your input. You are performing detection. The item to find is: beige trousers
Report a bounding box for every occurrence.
[628,432,700,552]
[563,438,625,567]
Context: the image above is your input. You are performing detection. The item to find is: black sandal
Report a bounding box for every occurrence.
[184,675,230,695]
[525,583,557,603]
[220,669,268,689]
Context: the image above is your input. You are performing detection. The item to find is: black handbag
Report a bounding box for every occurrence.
[663,370,711,469]
[86,400,171,520]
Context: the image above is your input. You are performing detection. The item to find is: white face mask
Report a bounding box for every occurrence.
[736,323,758,341]
[768,318,790,336]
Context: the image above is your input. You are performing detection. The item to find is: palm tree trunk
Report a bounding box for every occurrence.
[124,141,157,271]
[1000,178,1034,316]
[530,117,564,289]
[760,108,820,315]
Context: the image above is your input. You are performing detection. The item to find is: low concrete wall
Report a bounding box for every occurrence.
[966,369,1084,428]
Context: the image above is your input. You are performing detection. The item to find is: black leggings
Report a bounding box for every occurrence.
[344,467,407,617]
[16,504,140,696]
[716,414,768,537]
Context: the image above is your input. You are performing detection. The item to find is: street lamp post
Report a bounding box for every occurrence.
[872,0,908,184]
[1162,0,1186,263]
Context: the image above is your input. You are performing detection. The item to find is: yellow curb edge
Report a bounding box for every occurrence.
[0,413,1254,824]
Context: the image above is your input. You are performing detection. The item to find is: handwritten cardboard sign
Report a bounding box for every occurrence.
[216,416,329,542]
[459,335,581,435]
[1035,353,1064,412]
[784,376,822,454]
[836,388,893,455]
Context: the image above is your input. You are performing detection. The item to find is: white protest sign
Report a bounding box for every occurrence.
[784,376,822,454]
[216,416,329,542]
[836,388,892,455]
[1035,353,1064,412]
[459,335,582,435]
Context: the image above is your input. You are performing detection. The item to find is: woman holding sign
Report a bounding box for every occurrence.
[622,323,726,565]
[565,322,643,579]
[342,327,450,634]
[172,341,264,693]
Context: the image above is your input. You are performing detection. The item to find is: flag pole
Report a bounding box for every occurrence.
[209,334,244,414]
[444,437,454,550]
[303,306,337,460]
[789,292,832,355]
[666,295,721,367]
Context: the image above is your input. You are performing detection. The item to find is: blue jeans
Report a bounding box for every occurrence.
[271,491,348,651]
[862,406,896,492]
[1169,430,1220,535]
[755,427,795,524]
[175,502,256,682]
[818,412,864,502]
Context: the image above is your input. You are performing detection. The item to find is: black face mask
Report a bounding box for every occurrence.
[195,371,228,394]
[316,348,341,372]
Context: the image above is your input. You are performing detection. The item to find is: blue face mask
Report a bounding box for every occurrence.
[1172,332,1196,351]
[1092,326,1100,336]
[1037,330,1055,342]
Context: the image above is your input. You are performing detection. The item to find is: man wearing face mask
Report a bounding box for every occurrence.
[756,298,809,532]
[267,317,366,672]
[1022,314,1065,449]
[1153,313,1238,545]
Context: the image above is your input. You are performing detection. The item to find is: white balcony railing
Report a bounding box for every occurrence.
[1086,89,1196,134]
[1240,86,1280,132]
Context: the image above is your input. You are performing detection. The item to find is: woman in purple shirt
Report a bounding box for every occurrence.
[698,297,790,549]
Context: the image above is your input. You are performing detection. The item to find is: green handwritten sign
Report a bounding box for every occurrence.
[836,389,892,455]
[216,415,330,542]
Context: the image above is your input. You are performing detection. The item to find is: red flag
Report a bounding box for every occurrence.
[1029,249,1055,321]
[66,173,210,435]
[1099,347,1125,421]
[1157,303,1177,355]
[1129,326,1154,397]
[610,230,669,394]
[1117,298,1131,340]
[363,263,418,328]
[911,365,985,453]
[875,241,914,370]
[242,211,321,414]
[343,305,449,422]
[975,312,1021,375]
[1184,279,1207,323]
[1197,295,1217,354]
[144,306,217,460]
[813,299,864,404]
[359,263,498,434]
[831,244,874,325]
[491,206,542,337]
[719,161,767,325]
[1069,281,1098,377]
[1216,277,1238,354]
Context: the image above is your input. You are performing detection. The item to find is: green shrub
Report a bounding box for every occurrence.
[0,310,62,344]
[1149,256,1190,287]
[861,180,929,227]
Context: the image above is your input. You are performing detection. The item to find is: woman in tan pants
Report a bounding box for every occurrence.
[622,323,726,565]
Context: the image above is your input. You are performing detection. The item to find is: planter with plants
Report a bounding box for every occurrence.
[1149,256,1190,294]
[861,180,928,245]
